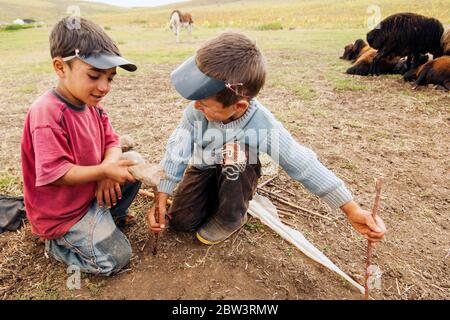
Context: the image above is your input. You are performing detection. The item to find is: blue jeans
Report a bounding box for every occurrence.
[45,182,141,276]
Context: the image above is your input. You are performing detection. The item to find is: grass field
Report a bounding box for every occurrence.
[0,0,449,300]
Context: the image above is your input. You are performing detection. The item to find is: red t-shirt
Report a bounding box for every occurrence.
[21,90,120,239]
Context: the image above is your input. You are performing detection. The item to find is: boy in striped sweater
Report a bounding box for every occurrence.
[148,32,386,245]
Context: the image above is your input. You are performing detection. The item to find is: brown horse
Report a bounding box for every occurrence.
[169,10,193,43]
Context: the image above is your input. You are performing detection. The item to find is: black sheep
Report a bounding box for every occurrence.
[366,12,444,75]
[404,56,450,91]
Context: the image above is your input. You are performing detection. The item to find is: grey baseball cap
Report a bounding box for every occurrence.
[63,49,137,72]
[170,56,226,100]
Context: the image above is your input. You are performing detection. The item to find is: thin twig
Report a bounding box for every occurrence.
[395,278,401,296]
[430,283,446,293]
[403,284,415,295]
[276,208,296,217]
[199,245,213,267]
[140,239,149,252]
[365,178,383,300]
[276,206,315,219]
[257,175,278,189]
[280,219,297,228]
[153,186,160,256]
[258,187,331,221]
[270,184,297,197]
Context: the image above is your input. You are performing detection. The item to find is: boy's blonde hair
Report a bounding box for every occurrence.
[196,32,266,106]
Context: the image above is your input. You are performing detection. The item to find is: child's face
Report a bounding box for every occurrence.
[55,58,116,106]
[194,97,249,123]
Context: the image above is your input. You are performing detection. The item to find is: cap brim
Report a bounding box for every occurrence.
[170,56,225,100]
[80,54,137,72]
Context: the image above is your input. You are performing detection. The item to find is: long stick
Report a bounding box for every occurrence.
[153,186,160,256]
[257,175,277,188]
[364,178,383,300]
[257,187,332,221]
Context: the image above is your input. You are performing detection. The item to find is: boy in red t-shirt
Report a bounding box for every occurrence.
[21,17,140,275]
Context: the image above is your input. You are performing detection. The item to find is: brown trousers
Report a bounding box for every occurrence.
[168,148,261,232]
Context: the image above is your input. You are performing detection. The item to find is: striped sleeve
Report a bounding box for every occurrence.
[261,122,353,210]
[158,110,195,195]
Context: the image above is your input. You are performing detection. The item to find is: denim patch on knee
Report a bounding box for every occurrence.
[95,226,132,274]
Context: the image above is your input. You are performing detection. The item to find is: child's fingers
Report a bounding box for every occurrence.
[109,187,117,206]
[119,159,138,167]
[375,216,387,234]
[147,206,164,233]
[126,172,136,183]
[115,183,122,200]
[363,234,381,243]
[366,215,382,233]
[96,190,103,207]
[159,209,167,228]
[103,190,111,208]
[367,230,384,240]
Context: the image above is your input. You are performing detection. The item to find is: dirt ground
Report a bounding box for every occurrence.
[0,39,449,300]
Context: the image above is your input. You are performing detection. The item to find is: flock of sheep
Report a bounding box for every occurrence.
[340,12,450,90]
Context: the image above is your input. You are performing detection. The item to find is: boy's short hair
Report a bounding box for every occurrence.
[196,32,266,107]
[50,17,120,64]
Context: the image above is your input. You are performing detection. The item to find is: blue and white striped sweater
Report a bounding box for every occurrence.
[158,99,353,210]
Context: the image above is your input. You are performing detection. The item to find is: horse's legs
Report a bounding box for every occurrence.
[188,24,192,42]
[176,24,180,43]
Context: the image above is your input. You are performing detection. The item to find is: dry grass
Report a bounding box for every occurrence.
[0,0,449,300]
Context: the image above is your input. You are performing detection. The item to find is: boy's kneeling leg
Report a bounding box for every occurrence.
[168,167,217,232]
[92,210,132,275]
[46,202,132,276]
[197,146,261,245]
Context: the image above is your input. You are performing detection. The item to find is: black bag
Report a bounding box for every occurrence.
[0,195,26,233]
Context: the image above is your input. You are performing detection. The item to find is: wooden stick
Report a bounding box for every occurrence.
[365,178,383,300]
[276,206,316,219]
[258,187,332,221]
[280,219,297,228]
[270,184,297,197]
[152,186,160,256]
[138,189,173,205]
[257,175,277,189]
[276,208,296,217]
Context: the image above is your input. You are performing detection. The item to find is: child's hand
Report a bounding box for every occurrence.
[147,192,169,233]
[96,179,121,208]
[341,201,387,244]
[102,160,137,184]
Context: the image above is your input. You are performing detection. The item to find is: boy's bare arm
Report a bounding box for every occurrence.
[102,147,122,163]
[53,160,137,186]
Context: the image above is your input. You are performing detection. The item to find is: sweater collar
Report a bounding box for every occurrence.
[216,99,258,130]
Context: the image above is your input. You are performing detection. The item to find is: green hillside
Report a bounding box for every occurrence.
[0,0,448,28]
[91,0,450,29]
[0,0,123,22]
